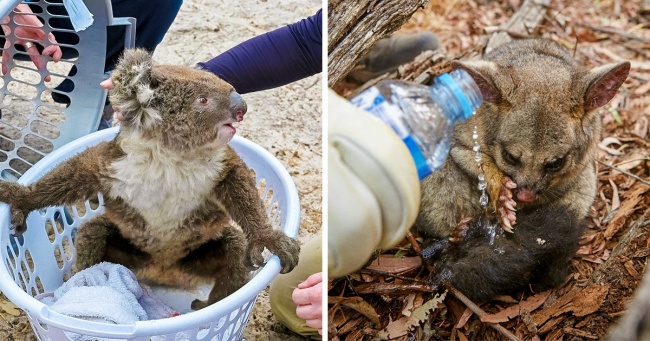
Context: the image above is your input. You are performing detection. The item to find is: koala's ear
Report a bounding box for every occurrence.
[109,48,161,128]
[452,60,501,103]
[582,61,630,112]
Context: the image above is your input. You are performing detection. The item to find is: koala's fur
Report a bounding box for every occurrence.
[0,49,300,309]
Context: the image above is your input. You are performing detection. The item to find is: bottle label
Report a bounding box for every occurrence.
[351,86,432,180]
[350,87,410,138]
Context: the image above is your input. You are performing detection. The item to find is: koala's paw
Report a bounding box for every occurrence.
[497,176,517,233]
[268,231,300,274]
[244,240,266,270]
[191,299,209,310]
[10,207,27,234]
[248,230,300,274]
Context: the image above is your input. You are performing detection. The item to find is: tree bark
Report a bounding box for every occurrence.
[328,0,431,86]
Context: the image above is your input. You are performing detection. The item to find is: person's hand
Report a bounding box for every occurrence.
[100,78,113,90]
[1,4,62,82]
[292,272,323,335]
[99,78,125,122]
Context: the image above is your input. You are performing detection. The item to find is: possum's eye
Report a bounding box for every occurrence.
[545,157,566,172]
[501,149,520,166]
[197,97,208,105]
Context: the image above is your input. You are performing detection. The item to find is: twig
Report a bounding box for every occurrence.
[578,22,650,44]
[407,231,437,272]
[597,160,650,186]
[406,231,423,256]
[446,284,522,341]
[360,268,427,283]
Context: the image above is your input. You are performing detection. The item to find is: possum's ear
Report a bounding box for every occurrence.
[582,61,630,112]
[109,48,161,128]
[452,60,501,103]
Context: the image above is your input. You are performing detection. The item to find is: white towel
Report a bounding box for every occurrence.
[39,262,178,324]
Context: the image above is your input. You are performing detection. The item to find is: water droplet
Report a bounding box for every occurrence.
[473,125,489,209]
[479,192,488,206]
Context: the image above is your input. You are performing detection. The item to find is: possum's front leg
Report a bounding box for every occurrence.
[0,144,110,233]
[449,145,517,232]
[482,160,517,232]
[214,159,300,274]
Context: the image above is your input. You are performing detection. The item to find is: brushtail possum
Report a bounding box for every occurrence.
[0,49,300,309]
[416,38,629,301]
[423,205,586,303]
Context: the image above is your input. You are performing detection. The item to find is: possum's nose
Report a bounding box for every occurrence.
[230,92,247,122]
[515,188,537,203]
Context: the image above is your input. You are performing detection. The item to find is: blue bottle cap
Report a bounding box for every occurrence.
[437,72,474,120]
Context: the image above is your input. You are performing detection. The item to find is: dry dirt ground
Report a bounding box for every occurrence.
[0,0,322,340]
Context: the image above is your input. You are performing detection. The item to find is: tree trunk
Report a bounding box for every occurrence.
[328,0,431,86]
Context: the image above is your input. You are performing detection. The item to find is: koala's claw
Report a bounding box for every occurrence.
[246,232,300,274]
[245,243,265,270]
[498,176,517,233]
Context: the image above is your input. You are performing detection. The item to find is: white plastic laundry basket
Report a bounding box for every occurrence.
[0,127,301,340]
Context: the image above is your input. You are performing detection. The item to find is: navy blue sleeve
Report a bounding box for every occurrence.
[198,9,322,94]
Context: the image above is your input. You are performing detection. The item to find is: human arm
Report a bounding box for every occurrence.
[197,9,322,94]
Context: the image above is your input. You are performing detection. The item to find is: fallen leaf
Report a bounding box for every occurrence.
[455,307,473,329]
[633,79,650,95]
[354,282,433,295]
[376,291,447,339]
[612,151,647,175]
[0,301,21,317]
[532,284,610,326]
[365,255,422,274]
[598,137,625,155]
[402,294,416,317]
[481,290,552,323]
[609,179,620,210]
[328,296,381,326]
[604,183,650,239]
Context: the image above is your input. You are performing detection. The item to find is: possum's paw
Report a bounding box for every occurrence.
[497,176,517,233]
[449,217,474,244]
[247,230,300,274]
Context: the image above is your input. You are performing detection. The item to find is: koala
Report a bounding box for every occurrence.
[0,48,300,310]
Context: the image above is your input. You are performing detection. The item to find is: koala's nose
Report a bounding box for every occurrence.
[230,92,247,122]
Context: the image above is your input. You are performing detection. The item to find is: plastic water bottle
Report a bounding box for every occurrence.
[350,69,483,180]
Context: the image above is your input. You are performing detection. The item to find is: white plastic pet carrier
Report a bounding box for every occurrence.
[0,0,134,181]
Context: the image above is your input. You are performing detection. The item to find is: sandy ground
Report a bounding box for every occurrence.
[0,0,322,340]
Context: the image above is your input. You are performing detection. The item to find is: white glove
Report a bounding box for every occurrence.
[328,89,421,278]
